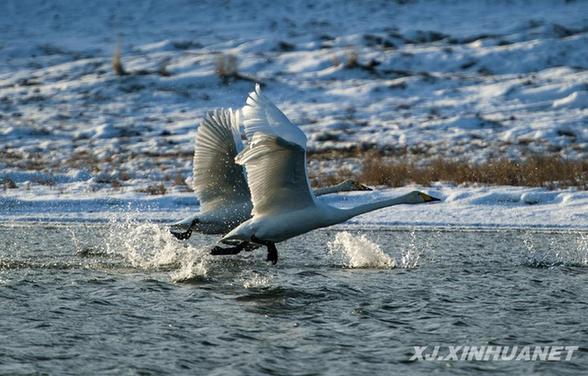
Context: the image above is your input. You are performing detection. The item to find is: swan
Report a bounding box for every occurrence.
[212,85,440,264]
[169,108,371,239]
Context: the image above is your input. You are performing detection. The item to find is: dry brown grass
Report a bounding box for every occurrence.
[173,173,187,186]
[1,177,17,190]
[215,53,260,85]
[364,154,588,189]
[66,150,101,172]
[215,54,238,84]
[158,58,172,77]
[33,175,56,186]
[344,50,359,69]
[112,41,127,76]
[317,152,588,190]
[138,183,166,195]
[332,48,381,75]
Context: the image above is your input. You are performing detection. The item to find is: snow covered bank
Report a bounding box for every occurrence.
[2,185,587,231]
[1,0,587,195]
[1,1,587,230]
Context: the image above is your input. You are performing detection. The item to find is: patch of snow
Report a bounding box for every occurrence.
[1,0,587,230]
[1,185,587,231]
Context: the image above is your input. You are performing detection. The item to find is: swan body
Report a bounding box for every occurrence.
[169,108,250,238]
[223,202,340,243]
[222,191,433,244]
[170,108,370,239]
[217,85,440,263]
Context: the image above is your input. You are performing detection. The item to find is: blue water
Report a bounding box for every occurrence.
[1,223,587,375]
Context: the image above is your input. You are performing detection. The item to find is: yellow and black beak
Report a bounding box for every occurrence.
[354,182,373,191]
[419,192,441,203]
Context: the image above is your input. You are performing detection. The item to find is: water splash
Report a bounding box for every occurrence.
[68,226,83,253]
[400,230,422,269]
[521,231,588,267]
[170,253,209,283]
[66,214,213,280]
[578,233,588,265]
[327,231,426,269]
[105,220,182,269]
[327,232,403,269]
[241,271,274,288]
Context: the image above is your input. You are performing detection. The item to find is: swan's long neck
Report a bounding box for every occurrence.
[331,192,418,223]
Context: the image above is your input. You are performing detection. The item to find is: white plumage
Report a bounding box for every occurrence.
[192,108,248,213]
[170,101,371,239]
[242,84,307,148]
[218,85,440,264]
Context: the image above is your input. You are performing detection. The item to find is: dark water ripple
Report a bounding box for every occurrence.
[0,224,587,375]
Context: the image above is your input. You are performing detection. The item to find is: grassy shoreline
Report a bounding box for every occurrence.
[310,153,588,190]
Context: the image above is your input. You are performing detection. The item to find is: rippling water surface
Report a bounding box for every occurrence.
[1,222,587,375]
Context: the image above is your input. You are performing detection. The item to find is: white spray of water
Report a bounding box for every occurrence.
[241,271,274,288]
[93,214,212,280]
[327,231,422,269]
[576,233,588,266]
[400,230,422,269]
[105,220,180,268]
[170,253,210,283]
[68,226,83,253]
[522,231,588,267]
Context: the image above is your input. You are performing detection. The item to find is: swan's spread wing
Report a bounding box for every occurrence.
[235,133,316,216]
[193,109,250,212]
[242,84,307,149]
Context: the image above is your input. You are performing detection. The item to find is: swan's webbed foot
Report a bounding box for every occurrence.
[242,242,261,252]
[266,243,278,265]
[251,236,278,265]
[170,218,198,240]
[210,244,243,255]
[210,241,257,256]
[171,228,192,240]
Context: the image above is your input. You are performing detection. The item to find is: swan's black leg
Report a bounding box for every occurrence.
[171,219,198,240]
[251,236,278,265]
[171,228,192,240]
[210,241,255,256]
[210,245,242,255]
[266,243,278,265]
[242,242,261,252]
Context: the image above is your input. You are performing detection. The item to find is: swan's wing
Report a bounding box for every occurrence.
[241,84,307,149]
[235,133,316,216]
[193,108,250,212]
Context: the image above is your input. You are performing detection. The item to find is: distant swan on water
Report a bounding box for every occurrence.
[212,85,440,264]
[170,108,371,239]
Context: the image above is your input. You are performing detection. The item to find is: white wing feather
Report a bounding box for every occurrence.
[235,133,316,216]
[193,109,250,212]
[241,84,307,149]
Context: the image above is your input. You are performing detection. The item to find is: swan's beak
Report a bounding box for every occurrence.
[344,179,372,191]
[419,192,441,203]
[353,181,373,191]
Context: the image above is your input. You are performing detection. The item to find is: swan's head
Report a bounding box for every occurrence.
[340,179,372,192]
[409,191,441,204]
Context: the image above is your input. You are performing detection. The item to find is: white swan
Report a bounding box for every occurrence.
[170,108,371,239]
[213,85,440,263]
